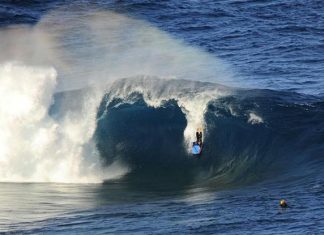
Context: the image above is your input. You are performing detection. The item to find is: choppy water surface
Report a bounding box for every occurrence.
[1,178,324,234]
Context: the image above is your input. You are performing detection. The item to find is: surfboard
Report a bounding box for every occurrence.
[192,144,200,154]
[192,143,203,155]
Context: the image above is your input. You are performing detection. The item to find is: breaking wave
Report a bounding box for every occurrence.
[92,77,324,187]
[0,8,323,187]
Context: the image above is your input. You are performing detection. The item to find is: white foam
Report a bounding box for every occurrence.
[248,113,263,125]
[0,62,128,183]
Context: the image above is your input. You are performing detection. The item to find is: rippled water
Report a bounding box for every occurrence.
[1,177,324,234]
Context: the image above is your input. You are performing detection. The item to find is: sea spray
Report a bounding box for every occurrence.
[0,62,127,183]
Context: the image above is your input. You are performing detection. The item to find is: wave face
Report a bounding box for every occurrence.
[94,78,324,186]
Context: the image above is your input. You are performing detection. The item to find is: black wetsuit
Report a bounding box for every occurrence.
[196,132,203,143]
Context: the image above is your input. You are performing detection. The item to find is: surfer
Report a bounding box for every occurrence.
[280,199,288,208]
[196,129,202,146]
[192,128,203,155]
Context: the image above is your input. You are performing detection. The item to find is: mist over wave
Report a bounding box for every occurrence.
[0,9,234,91]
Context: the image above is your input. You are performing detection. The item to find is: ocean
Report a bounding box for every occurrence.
[0,0,323,234]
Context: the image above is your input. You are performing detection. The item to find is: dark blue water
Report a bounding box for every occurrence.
[1,0,324,234]
[1,178,323,234]
[114,0,324,95]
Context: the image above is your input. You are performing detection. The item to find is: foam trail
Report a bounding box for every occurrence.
[105,78,229,151]
[0,62,127,183]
